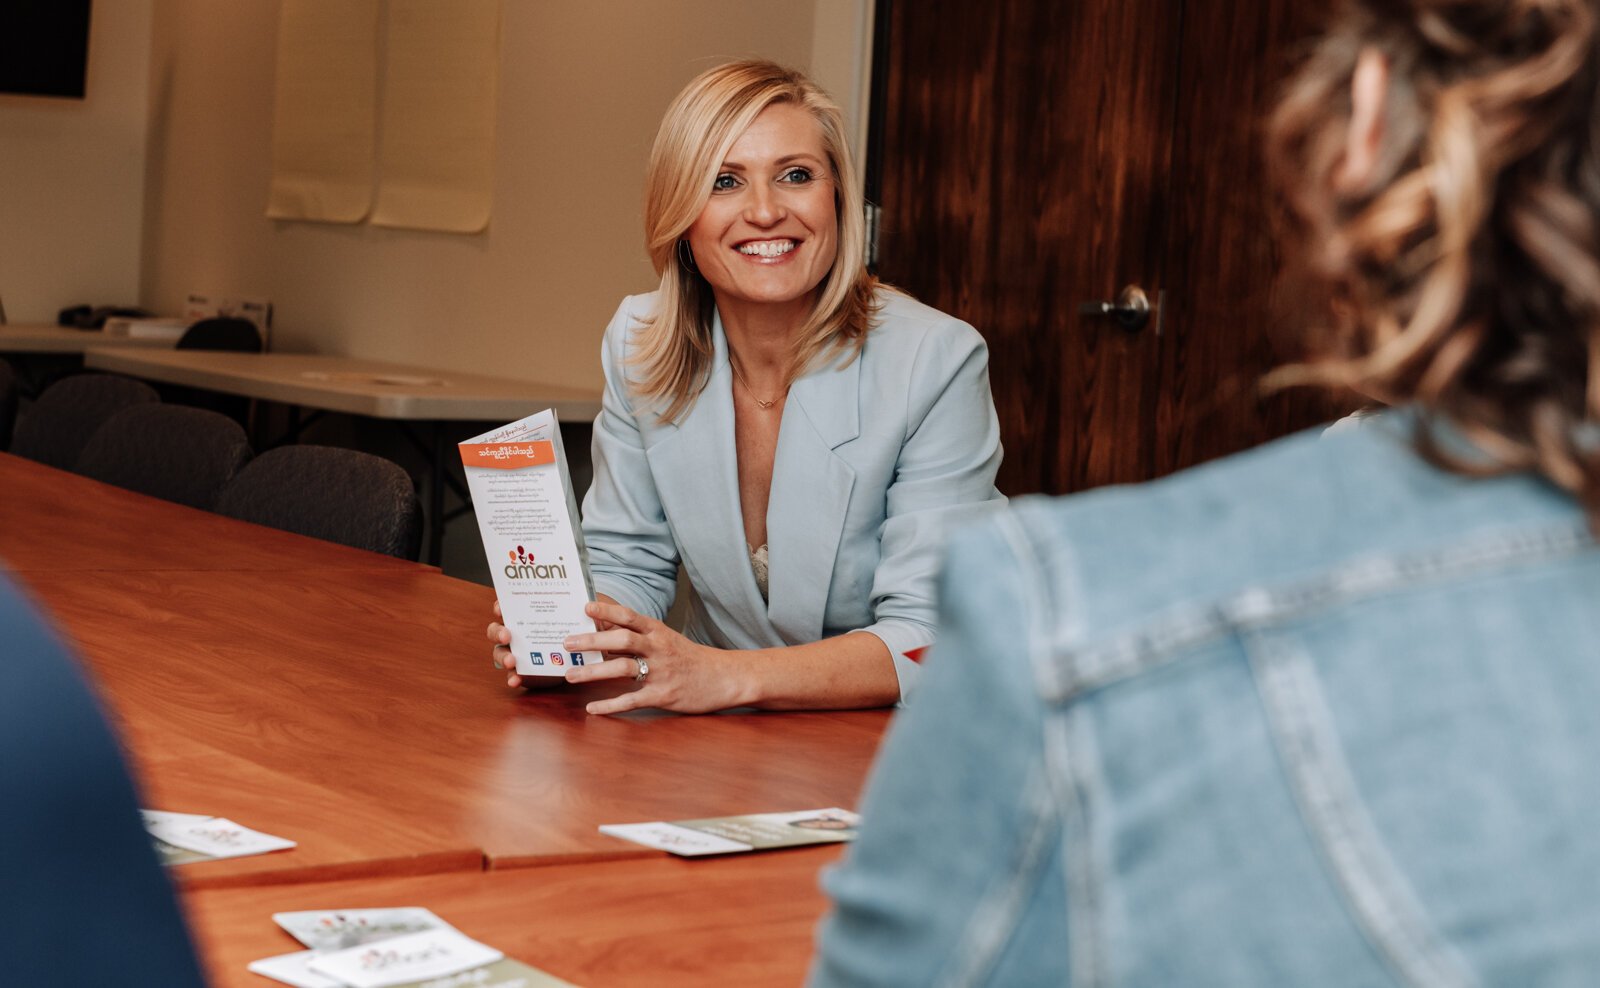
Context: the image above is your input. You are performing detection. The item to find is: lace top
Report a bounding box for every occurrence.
[750,543,770,602]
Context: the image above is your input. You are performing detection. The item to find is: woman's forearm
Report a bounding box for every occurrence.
[727,631,900,711]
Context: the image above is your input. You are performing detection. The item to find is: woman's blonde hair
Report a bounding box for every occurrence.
[634,59,880,423]
[1269,0,1600,519]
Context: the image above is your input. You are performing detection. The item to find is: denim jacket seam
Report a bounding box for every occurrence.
[1058,705,1110,988]
[934,754,1063,988]
[1039,520,1591,704]
[994,507,1083,700]
[1247,629,1479,988]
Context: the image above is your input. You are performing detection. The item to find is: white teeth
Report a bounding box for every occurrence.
[737,240,796,258]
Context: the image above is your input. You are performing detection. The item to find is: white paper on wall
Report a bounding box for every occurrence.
[267,0,380,223]
[370,0,501,233]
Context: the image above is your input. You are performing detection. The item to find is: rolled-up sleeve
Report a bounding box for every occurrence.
[853,319,1005,698]
[580,297,680,621]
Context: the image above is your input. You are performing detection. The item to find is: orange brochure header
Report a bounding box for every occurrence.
[458,440,556,469]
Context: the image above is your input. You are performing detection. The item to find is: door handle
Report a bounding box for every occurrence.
[1079,285,1153,332]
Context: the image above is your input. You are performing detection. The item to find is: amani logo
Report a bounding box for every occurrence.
[504,545,569,581]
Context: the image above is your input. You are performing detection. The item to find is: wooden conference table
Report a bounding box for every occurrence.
[83,349,605,565]
[0,453,888,983]
[188,846,842,987]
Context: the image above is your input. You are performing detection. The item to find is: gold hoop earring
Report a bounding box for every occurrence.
[677,239,698,274]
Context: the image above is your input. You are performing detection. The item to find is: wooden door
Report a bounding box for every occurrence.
[869,0,1345,495]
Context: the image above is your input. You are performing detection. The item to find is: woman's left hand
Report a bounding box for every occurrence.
[562,600,752,715]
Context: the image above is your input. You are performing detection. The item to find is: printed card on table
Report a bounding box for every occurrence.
[142,810,217,865]
[141,809,215,829]
[248,951,344,988]
[306,928,504,988]
[253,950,575,988]
[274,908,456,952]
[460,409,596,678]
[151,837,213,867]
[600,807,861,857]
[144,815,296,860]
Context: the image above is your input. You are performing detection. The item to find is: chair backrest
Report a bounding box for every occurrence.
[215,445,422,559]
[176,316,262,353]
[0,576,206,987]
[9,373,161,470]
[0,359,18,450]
[77,404,253,510]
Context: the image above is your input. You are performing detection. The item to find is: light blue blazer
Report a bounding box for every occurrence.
[581,290,1005,696]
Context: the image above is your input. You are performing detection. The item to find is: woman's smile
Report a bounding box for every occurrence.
[735,238,799,260]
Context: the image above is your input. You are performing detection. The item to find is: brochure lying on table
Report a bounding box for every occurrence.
[141,808,296,864]
[600,807,862,856]
[274,908,457,952]
[459,409,596,678]
[251,919,576,988]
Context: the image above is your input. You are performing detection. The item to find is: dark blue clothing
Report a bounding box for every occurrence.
[0,575,205,986]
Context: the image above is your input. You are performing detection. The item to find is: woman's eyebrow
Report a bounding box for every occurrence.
[719,153,825,171]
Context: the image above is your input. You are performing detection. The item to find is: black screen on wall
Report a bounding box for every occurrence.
[0,0,92,99]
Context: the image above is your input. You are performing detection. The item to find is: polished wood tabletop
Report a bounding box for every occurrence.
[7,446,885,979]
[186,845,842,987]
[14,488,889,878]
[137,741,482,889]
[0,453,428,573]
[28,565,887,870]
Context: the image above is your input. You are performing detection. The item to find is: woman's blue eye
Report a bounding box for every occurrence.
[712,173,739,191]
[780,167,814,184]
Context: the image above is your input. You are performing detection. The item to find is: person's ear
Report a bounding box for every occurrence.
[1335,47,1389,194]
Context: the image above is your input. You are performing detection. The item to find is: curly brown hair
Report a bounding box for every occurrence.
[1269,0,1600,516]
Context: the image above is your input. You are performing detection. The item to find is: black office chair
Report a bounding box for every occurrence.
[0,575,207,986]
[9,373,161,471]
[77,404,253,510]
[0,359,19,450]
[167,317,264,428]
[215,445,422,559]
[176,316,262,353]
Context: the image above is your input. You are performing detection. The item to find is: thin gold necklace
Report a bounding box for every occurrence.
[730,360,785,410]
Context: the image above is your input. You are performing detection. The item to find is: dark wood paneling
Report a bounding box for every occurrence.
[1155,1,1349,477]
[873,0,1183,494]
[872,0,1353,496]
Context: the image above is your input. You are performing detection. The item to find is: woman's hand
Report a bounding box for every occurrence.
[486,594,624,690]
[563,599,753,715]
[487,598,540,689]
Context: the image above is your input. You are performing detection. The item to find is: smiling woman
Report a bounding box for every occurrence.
[486,60,1005,716]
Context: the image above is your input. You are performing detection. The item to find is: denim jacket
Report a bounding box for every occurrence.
[811,416,1600,987]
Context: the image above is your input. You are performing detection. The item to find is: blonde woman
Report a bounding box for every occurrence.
[814,0,1600,983]
[489,61,1003,715]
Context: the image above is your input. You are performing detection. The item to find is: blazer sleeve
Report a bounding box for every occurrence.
[852,317,1005,697]
[580,297,680,621]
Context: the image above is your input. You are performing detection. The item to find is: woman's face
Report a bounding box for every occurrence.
[686,102,839,315]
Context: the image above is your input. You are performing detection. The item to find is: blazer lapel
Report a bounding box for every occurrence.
[644,313,765,627]
[765,350,859,643]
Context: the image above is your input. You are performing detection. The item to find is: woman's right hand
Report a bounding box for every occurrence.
[487,599,530,688]
[487,596,620,689]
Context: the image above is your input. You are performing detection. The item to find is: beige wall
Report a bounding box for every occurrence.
[0,1,153,323]
[135,0,869,391]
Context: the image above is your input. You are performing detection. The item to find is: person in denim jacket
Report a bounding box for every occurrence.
[812,1,1600,984]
